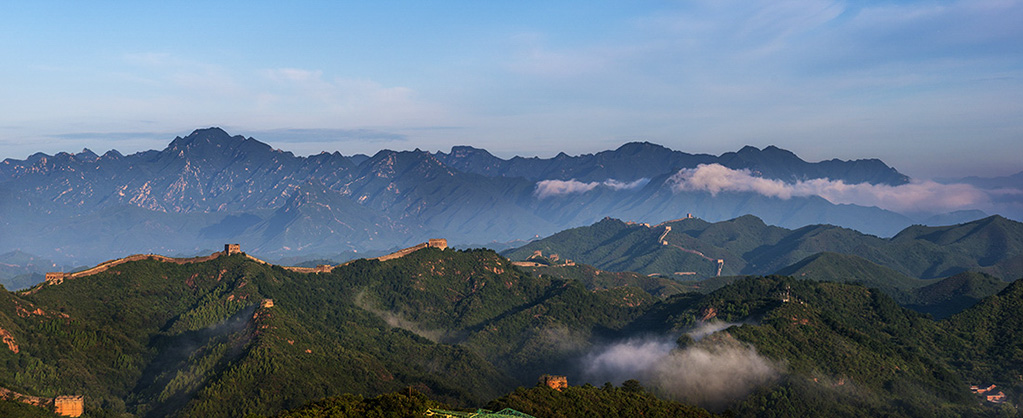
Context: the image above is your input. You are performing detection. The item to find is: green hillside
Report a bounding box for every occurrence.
[906,272,1008,319]
[0,248,656,417]
[650,276,999,417]
[486,384,716,418]
[1,247,1021,417]
[945,279,1023,388]
[516,263,689,298]
[773,252,923,295]
[505,215,1023,281]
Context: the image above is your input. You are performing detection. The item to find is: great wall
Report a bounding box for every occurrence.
[0,386,83,417]
[34,240,449,291]
[656,221,725,277]
[12,240,451,416]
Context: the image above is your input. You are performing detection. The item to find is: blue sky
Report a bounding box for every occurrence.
[2,0,1021,179]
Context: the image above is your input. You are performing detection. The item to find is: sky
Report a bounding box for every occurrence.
[1,0,1021,179]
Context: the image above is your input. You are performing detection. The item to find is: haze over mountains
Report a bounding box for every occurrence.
[0,128,1016,268]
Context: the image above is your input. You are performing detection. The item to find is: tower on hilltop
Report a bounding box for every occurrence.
[538,374,567,391]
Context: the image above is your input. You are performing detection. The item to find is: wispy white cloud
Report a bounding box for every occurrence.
[534,180,599,198]
[534,178,650,198]
[605,178,651,191]
[669,164,993,214]
[582,321,781,410]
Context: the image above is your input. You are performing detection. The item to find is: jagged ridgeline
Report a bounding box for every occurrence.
[0,127,923,267]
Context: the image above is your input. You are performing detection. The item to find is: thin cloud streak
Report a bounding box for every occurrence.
[534,178,650,199]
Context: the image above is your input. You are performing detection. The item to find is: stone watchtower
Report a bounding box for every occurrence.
[54,395,84,417]
[45,272,69,285]
[427,239,448,250]
[538,374,568,391]
[224,244,241,255]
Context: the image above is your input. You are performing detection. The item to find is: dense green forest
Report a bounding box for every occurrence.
[504,214,1023,282]
[0,245,1021,417]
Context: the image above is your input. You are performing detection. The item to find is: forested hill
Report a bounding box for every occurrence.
[0,247,657,417]
[504,214,1023,281]
[1,246,1021,417]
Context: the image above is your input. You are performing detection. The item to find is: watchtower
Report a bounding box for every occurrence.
[538,374,567,391]
[45,272,69,285]
[54,395,84,417]
[224,244,241,255]
[427,239,448,250]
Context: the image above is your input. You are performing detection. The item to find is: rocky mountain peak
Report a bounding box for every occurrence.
[614,141,671,156]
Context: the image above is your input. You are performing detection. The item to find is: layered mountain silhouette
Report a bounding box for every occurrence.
[0,128,961,265]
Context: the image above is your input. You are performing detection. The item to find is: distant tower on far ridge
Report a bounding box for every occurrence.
[225,244,241,255]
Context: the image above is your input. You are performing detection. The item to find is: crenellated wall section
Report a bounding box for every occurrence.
[34,239,449,291]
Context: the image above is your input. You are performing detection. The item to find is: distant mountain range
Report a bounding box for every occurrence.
[0,127,992,265]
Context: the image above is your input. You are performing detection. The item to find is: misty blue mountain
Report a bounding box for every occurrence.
[0,128,975,267]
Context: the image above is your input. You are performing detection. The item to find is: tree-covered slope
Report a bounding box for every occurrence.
[3,245,1022,417]
[658,277,987,417]
[486,384,717,418]
[945,279,1023,390]
[0,248,657,417]
[505,215,1023,282]
[905,272,1008,319]
[517,263,690,299]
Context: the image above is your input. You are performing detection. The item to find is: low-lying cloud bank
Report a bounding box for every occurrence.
[581,320,781,411]
[535,178,650,198]
[668,163,993,214]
